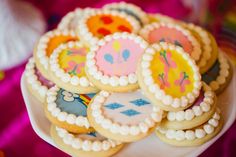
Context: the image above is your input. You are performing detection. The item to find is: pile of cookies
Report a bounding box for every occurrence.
[24,2,232,156]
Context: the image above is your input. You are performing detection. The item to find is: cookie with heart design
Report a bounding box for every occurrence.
[202,51,232,94]
[103,2,149,26]
[51,126,124,157]
[34,29,78,80]
[161,83,217,130]
[48,41,98,94]
[77,9,140,45]
[139,22,202,62]
[156,109,223,146]
[25,57,54,103]
[137,42,202,111]
[45,86,96,133]
[87,90,163,142]
[85,32,148,92]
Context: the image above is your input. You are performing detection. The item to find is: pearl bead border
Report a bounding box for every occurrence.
[85,32,148,87]
[25,57,52,100]
[77,9,141,45]
[139,42,202,108]
[55,126,122,152]
[57,8,83,30]
[207,51,230,92]
[139,22,202,61]
[186,23,212,68]
[103,2,149,26]
[90,90,163,136]
[167,83,215,121]
[157,109,221,141]
[46,86,91,129]
[49,41,93,87]
[36,29,77,70]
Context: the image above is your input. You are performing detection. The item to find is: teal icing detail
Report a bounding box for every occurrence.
[202,60,220,84]
[130,99,150,107]
[55,89,95,116]
[121,109,141,117]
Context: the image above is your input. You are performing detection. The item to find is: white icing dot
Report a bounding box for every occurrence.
[162,95,173,106]
[172,99,181,108]
[119,76,128,86]
[213,112,220,120]
[185,130,195,140]
[61,74,71,83]
[70,76,79,85]
[110,123,120,134]
[176,111,185,121]
[139,122,148,133]
[192,106,203,116]
[63,134,73,145]
[167,112,176,121]
[175,130,185,141]
[129,126,140,136]
[109,76,119,86]
[66,114,76,124]
[166,130,175,139]
[101,75,109,85]
[203,124,214,134]
[102,141,111,151]
[72,139,82,149]
[208,118,219,127]
[128,73,137,84]
[185,109,194,120]
[119,125,129,135]
[57,112,67,121]
[82,140,92,151]
[200,102,210,112]
[92,141,102,151]
[195,129,206,138]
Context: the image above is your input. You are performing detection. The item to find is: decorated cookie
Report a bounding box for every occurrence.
[138,43,202,111]
[77,9,140,45]
[161,83,217,130]
[103,2,149,26]
[184,23,219,74]
[202,51,232,94]
[34,29,78,79]
[156,109,223,146]
[148,13,177,24]
[45,86,95,133]
[51,126,124,157]
[85,32,148,92]
[49,41,98,94]
[87,90,163,142]
[139,22,202,61]
[25,57,54,103]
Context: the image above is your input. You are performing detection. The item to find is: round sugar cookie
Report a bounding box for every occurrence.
[156,110,223,146]
[85,32,148,92]
[25,58,54,103]
[51,126,124,157]
[139,22,202,61]
[45,86,95,133]
[103,2,148,26]
[87,90,163,142]
[77,9,140,45]
[34,29,78,79]
[161,83,217,130]
[49,41,98,94]
[137,43,202,111]
[183,23,219,74]
[202,51,232,94]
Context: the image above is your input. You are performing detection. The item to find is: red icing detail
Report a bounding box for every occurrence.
[118,25,131,32]
[97,28,111,36]
[100,16,113,24]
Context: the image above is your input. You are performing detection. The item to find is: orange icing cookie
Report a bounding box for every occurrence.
[139,22,201,61]
[34,29,78,79]
[138,42,201,111]
[78,10,140,45]
[49,41,98,94]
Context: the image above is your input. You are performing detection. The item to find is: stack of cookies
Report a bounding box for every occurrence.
[24,2,232,156]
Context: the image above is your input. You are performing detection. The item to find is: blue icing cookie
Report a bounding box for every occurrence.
[202,60,220,84]
[56,89,95,117]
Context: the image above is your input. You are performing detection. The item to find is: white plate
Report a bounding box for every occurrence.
[21,68,236,157]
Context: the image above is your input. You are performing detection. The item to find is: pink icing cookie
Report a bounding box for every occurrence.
[139,22,201,61]
[85,32,148,92]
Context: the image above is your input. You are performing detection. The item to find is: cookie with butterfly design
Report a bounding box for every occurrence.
[45,86,96,133]
[49,41,98,94]
[51,126,124,157]
[85,32,148,92]
[137,42,202,111]
[87,90,163,142]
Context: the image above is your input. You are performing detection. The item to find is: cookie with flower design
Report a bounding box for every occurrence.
[45,86,96,133]
[51,125,124,157]
[156,109,223,146]
[85,32,148,92]
[103,2,149,26]
[34,29,78,80]
[77,9,140,45]
[202,51,233,94]
[137,42,202,111]
[87,90,163,142]
[49,41,98,94]
[25,57,54,103]
[160,83,217,130]
[139,22,202,62]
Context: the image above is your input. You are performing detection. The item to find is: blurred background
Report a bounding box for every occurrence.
[0,0,235,156]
